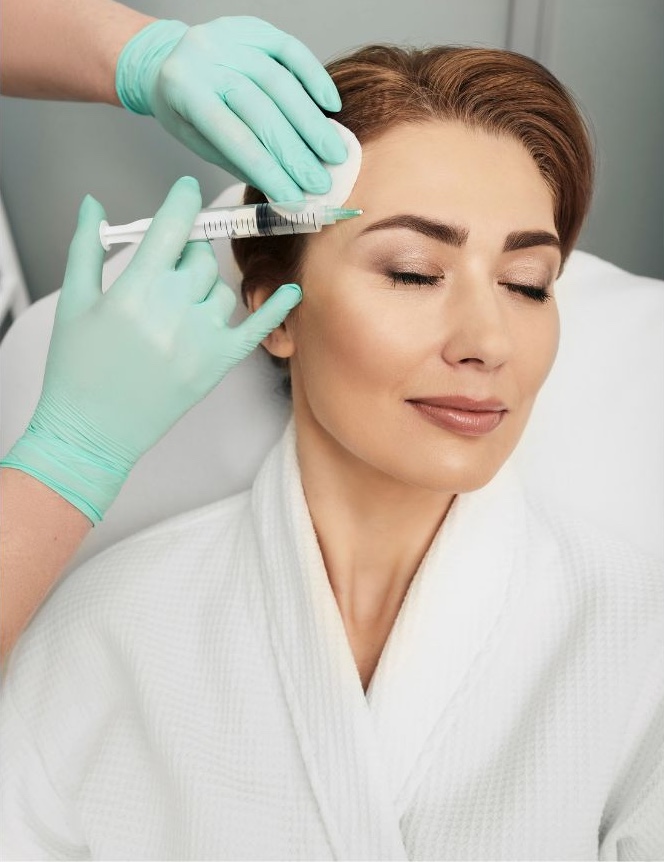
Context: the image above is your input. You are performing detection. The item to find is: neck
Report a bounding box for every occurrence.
[294,413,455,628]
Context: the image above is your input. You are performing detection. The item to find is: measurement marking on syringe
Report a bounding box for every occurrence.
[100,201,359,247]
[202,208,322,239]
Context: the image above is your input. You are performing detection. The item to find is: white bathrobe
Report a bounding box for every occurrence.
[1,421,663,861]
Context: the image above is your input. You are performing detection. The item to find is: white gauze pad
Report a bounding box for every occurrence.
[268,118,362,207]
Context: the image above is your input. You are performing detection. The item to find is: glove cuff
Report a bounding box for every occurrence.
[116,19,189,116]
[0,394,137,525]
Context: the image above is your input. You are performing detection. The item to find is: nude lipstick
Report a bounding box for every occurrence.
[407,396,507,436]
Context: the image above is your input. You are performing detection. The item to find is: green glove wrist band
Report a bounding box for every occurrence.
[116,19,189,115]
[0,391,136,525]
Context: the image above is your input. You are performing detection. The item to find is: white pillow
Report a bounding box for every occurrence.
[511,249,664,557]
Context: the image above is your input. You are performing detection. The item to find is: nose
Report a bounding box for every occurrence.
[440,276,512,370]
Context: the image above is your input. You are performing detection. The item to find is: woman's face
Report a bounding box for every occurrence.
[272,120,561,493]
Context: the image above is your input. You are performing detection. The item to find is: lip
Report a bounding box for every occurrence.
[407,395,508,436]
[409,395,507,411]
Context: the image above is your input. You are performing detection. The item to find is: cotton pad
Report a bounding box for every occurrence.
[268,119,362,207]
[303,119,362,206]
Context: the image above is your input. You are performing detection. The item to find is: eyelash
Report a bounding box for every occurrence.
[388,271,551,303]
[390,271,440,288]
[507,282,552,303]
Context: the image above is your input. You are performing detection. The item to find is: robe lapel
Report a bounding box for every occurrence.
[252,421,409,861]
[365,459,528,817]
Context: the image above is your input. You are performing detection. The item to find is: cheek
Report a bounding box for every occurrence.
[516,302,560,399]
[292,281,427,393]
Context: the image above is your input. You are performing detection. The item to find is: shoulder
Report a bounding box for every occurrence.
[513,489,664,740]
[69,488,251,599]
[521,488,664,627]
[79,487,250,575]
[3,490,253,681]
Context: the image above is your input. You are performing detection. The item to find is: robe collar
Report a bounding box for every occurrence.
[252,419,527,860]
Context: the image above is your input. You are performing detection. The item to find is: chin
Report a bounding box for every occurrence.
[409,463,505,495]
[394,410,530,494]
[385,436,518,495]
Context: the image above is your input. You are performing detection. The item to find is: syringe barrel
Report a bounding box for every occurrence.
[99,202,348,249]
[194,203,324,239]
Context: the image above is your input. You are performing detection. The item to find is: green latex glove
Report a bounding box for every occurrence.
[115,16,347,201]
[0,177,302,524]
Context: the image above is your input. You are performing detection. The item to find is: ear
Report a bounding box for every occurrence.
[246,285,297,359]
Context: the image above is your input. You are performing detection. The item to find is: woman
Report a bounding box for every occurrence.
[2,46,662,861]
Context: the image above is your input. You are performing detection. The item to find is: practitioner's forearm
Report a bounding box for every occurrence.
[0,0,155,103]
[0,467,92,665]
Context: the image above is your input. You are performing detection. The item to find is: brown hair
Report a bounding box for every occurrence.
[232,44,595,375]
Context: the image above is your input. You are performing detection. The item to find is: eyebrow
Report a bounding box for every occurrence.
[503,229,561,253]
[358,215,561,253]
[360,215,469,246]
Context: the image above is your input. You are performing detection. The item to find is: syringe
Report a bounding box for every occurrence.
[99,202,363,250]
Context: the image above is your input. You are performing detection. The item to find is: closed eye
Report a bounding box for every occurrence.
[502,283,551,303]
[389,272,552,303]
[389,271,440,288]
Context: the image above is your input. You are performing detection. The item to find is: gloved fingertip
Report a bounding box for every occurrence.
[64,195,107,293]
[319,83,342,113]
[76,194,106,234]
[274,186,305,203]
[322,133,348,166]
[178,175,200,191]
[275,283,303,306]
[301,172,331,196]
[165,177,202,210]
[78,193,100,221]
[239,284,301,348]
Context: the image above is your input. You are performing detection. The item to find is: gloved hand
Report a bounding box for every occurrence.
[115,16,347,201]
[0,177,301,524]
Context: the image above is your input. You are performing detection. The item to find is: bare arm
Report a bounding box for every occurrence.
[0,0,155,103]
[0,0,151,662]
[0,467,92,665]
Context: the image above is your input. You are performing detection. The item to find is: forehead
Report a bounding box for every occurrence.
[344,120,556,231]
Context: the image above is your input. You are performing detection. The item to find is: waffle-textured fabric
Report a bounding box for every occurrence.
[1,421,663,861]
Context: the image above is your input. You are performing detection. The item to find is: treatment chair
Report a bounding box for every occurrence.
[1,184,662,579]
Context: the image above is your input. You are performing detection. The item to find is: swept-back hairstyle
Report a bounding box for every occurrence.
[232,44,595,374]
